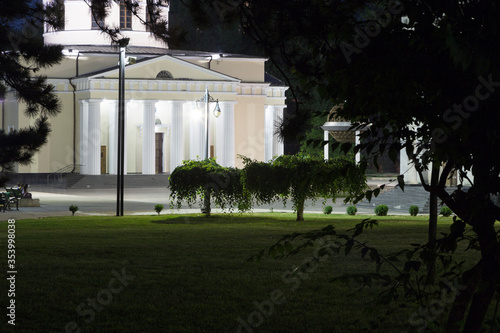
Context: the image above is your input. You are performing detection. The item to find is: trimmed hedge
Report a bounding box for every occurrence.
[347,205,357,216]
[409,205,419,216]
[375,204,389,216]
[440,206,452,217]
[323,205,333,214]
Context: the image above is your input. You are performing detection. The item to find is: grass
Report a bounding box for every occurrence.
[0,213,488,333]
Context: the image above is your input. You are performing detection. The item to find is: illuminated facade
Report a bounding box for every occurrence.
[2,0,287,175]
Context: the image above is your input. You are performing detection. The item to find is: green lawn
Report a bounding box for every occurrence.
[0,213,485,332]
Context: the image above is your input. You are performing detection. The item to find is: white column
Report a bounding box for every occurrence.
[264,106,274,162]
[189,102,204,160]
[272,106,285,157]
[123,101,129,175]
[225,102,235,167]
[463,169,473,186]
[355,131,361,164]
[182,102,191,161]
[87,100,101,175]
[108,100,118,175]
[215,101,236,167]
[324,130,329,161]
[142,100,156,174]
[79,100,89,174]
[169,101,185,172]
[400,146,419,184]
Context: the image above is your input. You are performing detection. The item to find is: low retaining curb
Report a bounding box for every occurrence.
[20,198,40,207]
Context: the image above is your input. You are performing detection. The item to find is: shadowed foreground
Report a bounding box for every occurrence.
[1,214,483,332]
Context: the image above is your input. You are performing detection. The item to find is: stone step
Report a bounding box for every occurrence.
[65,174,86,188]
[356,185,457,214]
[47,173,85,188]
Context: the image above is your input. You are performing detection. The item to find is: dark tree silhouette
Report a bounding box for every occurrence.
[184,1,500,330]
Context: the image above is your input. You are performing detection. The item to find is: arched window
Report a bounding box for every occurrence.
[120,1,132,30]
[156,70,173,79]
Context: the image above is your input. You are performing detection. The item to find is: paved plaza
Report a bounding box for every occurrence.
[0,180,404,221]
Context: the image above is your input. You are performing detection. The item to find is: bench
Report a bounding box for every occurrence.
[5,188,21,211]
[0,192,7,212]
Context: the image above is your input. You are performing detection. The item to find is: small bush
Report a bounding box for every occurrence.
[323,205,333,214]
[346,206,357,216]
[374,204,389,216]
[69,204,79,216]
[154,204,164,215]
[409,205,419,216]
[440,206,452,217]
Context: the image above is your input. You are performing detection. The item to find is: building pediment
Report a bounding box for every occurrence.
[88,55,240,83]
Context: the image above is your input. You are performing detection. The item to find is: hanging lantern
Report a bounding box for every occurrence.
[327,106,355,143]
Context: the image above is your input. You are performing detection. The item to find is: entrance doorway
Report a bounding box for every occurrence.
[155,133,164,173]
[101,146,106,174]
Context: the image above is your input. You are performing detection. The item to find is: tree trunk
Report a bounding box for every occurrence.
[202,189,211,217]
[445,260,481,332]
[426,190,437,284]
[296,199,305,221]
[460,167,500,331]
[426,163,440,285]
[446,166,500,331]
[463,219,499,332]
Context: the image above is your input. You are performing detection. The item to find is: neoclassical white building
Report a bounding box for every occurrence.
[2,0,287,176]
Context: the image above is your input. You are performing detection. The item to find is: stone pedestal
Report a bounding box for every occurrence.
[19,198,40,207]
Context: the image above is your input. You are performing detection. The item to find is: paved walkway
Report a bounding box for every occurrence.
[0,178,411,221]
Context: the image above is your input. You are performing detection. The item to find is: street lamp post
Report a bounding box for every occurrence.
[196,88,221,215]
[197,88,221,160]
[116,38,129,217]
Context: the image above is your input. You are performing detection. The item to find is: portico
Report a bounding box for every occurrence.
[76,94,239,175]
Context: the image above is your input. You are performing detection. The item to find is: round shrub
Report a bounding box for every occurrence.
[323,205,333,214]
[347,205,357,216]
[154,204,164,215]
[409,205,419,216]
[69,204,79,216]
[374,204,389,216]
[440,206,452,217]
